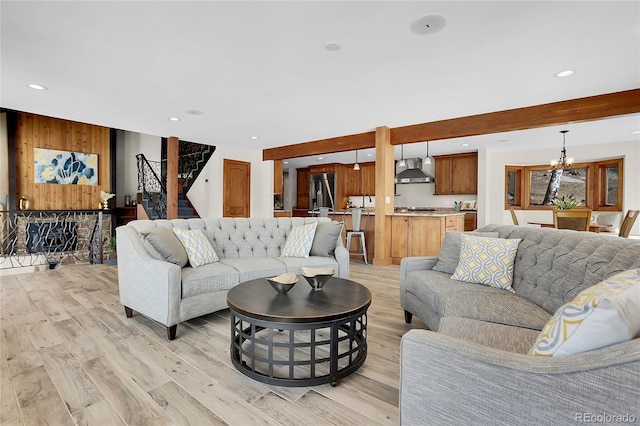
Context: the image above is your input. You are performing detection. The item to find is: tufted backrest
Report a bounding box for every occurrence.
[478,225,640,314]
[127,217,332,260]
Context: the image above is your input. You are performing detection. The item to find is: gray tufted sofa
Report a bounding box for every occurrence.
[117,217,348,339]
[399,225,640,425]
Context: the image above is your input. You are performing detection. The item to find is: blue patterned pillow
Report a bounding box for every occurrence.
[451,234,521,292]
[282,222,318,258]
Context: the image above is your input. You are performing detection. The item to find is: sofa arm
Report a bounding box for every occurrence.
[116,226,182,327]
[400,329,640,425]
[334,244,350,279]
[400,256,438,282]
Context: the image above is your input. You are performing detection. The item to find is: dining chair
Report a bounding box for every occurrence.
[553,209,592,231]
[509,209,519,225]
[618,210,639,238]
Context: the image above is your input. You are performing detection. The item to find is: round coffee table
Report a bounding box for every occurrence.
[227,276,371,387]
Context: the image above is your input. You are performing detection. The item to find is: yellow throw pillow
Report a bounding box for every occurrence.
[172,228,219,268]
[451,234,520,292]
[529,269,640,356]
[281,222,318,258]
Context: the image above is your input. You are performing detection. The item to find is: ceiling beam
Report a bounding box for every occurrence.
[390,88,640,145]
[262,131,375,161]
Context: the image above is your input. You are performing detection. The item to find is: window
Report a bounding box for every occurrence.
[505,157,623,211]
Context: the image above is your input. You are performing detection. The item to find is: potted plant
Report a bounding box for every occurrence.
[552,194,579,210]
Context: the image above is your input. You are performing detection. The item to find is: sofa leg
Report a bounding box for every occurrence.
[124,306,133,318]
[404,310,413,324]
[167,325,177,340]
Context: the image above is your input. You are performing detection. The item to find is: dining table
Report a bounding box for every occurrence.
[527,221,612,233]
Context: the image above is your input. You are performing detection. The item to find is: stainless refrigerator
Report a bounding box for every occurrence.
[310,172,336,211]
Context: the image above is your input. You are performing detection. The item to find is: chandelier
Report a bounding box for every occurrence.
[550,130,574,170]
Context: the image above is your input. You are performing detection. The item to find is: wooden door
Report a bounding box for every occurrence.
[296,168,310,209]
[344,165,362,196]
[223,159,250,217]
[434,157,453,195]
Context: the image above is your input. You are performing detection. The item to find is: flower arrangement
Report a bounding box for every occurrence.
[552,194,579,210]
[100,191,115,209]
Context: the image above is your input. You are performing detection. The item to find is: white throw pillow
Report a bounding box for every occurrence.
[172,228,219,268]
[281,222,318,258]
[451,234,520,292]
[529,269,640,356]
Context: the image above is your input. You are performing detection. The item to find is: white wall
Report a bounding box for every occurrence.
[115,131,162,207]
[0,114,8,209]
[480,140,640,235]
[186,144,272,217]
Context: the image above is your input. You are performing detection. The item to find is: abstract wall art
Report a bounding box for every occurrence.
[34,148,98,185]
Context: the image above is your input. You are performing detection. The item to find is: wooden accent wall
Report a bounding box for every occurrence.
[14,113,111,210]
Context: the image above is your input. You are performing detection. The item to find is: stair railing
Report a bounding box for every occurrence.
[136,154,167,219]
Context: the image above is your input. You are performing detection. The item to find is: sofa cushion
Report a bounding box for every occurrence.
[310,221,343,257]
[405,270,551,331]
[439,317,541,354]
[219,257,287,282]
[277,256,341,276]
[451,234,520,292]
[181,262,240,299]
[529,268,640,357]
[432,231,499,274]
[282,222,318,257]
[140,226,189,267]
[173,228,219,268]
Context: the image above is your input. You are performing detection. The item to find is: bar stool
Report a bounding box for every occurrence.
[346,208,368,264]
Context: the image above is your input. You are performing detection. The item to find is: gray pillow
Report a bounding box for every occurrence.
[310,221,344,257]
[140,227,189,267]
[432,231,500,274]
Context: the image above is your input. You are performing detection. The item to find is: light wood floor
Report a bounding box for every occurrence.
[0,261,426,425]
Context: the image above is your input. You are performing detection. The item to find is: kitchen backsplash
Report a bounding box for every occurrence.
[394,183,477,209]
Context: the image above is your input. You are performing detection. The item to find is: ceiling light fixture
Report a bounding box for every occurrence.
[410,14,446,35]
[398,145,406,168]
[250,136,259,140]
[318,156,324,160]
[27,83,47,90]
[423,141,432,166]
[555,70,574,78]
[461,143,469,147]
[168,117,181,122]
[632,130,640,134]
[353,150,360,171]
[185,109,204,115]
[325,42,341,51]
[550,130,574,170]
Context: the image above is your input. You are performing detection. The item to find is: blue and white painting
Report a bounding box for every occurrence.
[34,148,98,185]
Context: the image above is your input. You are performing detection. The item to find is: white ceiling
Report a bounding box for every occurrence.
[2,1,639,167]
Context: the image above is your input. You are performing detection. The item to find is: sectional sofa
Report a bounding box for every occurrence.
[116,217,347,339]
[399,225,640,425]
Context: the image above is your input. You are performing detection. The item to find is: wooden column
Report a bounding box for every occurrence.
[166,136,179,219]
[373,126,393,266]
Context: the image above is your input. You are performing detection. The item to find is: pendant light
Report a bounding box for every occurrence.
[423,141,432,166]
[353,150,360,170]
[550,130,574,171]
[398,144,406,168]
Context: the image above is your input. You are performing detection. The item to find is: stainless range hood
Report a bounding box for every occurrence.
[394,158,435,184]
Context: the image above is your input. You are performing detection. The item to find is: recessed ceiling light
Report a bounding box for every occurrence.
[410,15,446,35]
[168,117,181,122]
[250,136,259,140]
[555,70,575,78]
[325,42,341,51]
[284,161,289,164]
[317,156,324,160]
[632,130,640,134]
[27,83,47,90]
[461,143,469,147]
[185,109,204,115]
[367,153,373,157]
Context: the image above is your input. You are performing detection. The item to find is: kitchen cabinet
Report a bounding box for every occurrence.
[434,153,478,195]
[464,211,477,231]
[343,162,375,196]
[391,214,464,264]
[114,206,137,227]
[296,168,310,209]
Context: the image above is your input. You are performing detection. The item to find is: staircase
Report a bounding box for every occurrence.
[136,141,215,219]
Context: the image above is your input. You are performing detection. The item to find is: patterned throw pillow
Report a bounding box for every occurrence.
[451,234,520,292]
[172,228,219,268]
[281,222,318,258]
[529,269,640,357]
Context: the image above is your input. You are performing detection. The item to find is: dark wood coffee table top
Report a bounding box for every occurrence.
[226,277,371,323]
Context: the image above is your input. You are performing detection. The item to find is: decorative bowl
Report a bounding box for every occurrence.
[266,272,298,294]
[299,267,335,291]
